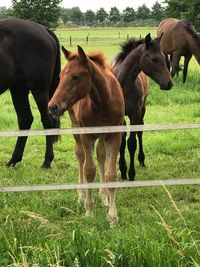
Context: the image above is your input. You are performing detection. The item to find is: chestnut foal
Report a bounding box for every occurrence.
[49,46,124,222]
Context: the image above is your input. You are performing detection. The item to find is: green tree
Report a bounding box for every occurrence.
[0,6,11,19]
[184,0,200,30]
[85,9,96,25]
[109,7,120,23]
[60,8,73,24]
[164,0,200,31]
[122,7,135,23]
[70,7,83,25]
[136,4,151,20]
[164,0,187,18]
[96,7,108,23]
[151,1,165,21]
[11,0,61,28]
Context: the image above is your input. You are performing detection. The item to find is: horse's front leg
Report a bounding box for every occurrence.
[165,53,171,71]
[74,134,85,203]
[96,137,108,206]
[119,130,127,180]
[171,51,181,78]
[81,135,96,216]
[137,105,146,167]
[105,133,121,223]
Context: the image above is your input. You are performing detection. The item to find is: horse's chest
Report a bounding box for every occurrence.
[75,102,117,127]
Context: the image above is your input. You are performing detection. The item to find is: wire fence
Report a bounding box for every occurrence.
[0,123,199,137]
[0,122,200,193]
[58,34,154,47]
[1,179,200,193]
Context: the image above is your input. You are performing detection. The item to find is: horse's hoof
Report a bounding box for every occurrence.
[107,214,118,228]
[41,162,51,169]
[120,172,128,180]
[6,163,15,168]
[100,196,109,207]
[77,189,85,204]
[99,188,109,206]
[85,210,93,217]
[6,161,17,168]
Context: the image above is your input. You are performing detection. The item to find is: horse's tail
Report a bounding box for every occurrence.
[182,19,200,46]
[46,28,61,142]
[46,28,61,98]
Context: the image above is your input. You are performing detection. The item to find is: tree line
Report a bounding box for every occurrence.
[0,0,199,30]
[59,2,164,27]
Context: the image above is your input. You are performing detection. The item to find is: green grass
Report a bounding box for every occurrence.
[0,27,200,266]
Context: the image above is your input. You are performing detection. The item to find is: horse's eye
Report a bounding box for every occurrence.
[72,75,81,81]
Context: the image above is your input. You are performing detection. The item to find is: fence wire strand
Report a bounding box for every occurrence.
[0,122,200,193]
[0,123,199,137]
[1,178,200,193]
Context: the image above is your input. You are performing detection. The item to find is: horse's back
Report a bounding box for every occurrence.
[157,18,179,31]
[158,18,192,55]
[0,18,58,92]
[158,18,180,54]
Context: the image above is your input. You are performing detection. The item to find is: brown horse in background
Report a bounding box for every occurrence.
[157,18,200,83]
[49,46,124,223]
[112,34,173,181]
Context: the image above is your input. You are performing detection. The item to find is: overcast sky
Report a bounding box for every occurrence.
[0,0,163,12]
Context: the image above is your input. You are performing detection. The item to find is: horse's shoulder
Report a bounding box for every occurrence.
[138,72,148,96]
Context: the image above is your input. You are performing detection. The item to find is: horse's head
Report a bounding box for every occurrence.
[48,45,92,116]
[139,33,173,90]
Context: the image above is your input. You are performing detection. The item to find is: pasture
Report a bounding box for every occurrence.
[0,27,200,266]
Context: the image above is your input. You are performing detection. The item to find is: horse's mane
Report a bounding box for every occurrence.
[88,52,106,68]
[115,38,144,64]
[181,19,200,47]
[68,51,107,68]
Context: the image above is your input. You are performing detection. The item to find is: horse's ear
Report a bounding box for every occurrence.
[77,45,89,67]
[145,33,152,49]
[155,32,163,43]
[62,46,71,60]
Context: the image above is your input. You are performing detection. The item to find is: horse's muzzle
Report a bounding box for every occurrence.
[160,81,173,90]
[49,104,63,117]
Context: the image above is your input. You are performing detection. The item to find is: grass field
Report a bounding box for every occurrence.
[0,27,200,266]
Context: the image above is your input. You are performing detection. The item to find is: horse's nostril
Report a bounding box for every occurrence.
[49,104,59,114]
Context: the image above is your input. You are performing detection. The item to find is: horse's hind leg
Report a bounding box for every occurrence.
[183,55,191,83]
[6,88,33,167]
[32,90,58,168]
[137,105,146,167]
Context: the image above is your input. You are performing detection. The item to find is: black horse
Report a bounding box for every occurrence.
[112,34,173,180]
[0,18,61,168]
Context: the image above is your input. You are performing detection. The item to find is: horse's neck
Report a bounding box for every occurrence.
[115,46,143,89]
[89,62,110,107]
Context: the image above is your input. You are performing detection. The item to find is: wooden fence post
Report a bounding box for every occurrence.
[69,36,72,47]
